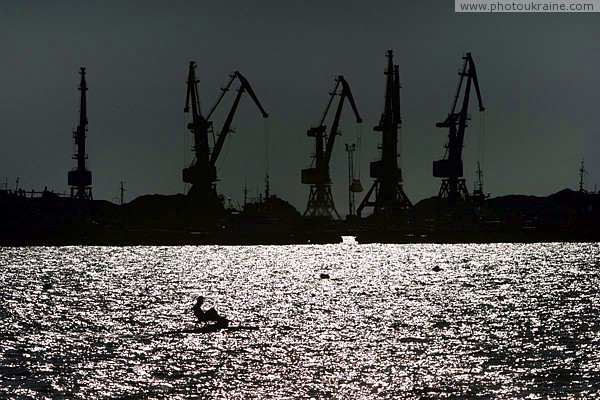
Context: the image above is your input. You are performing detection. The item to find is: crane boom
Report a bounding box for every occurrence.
[209,72,268,165]
[234,72,269,118]
[206,74,236,121]
[210,87,244,165]
[324,76,362,165]
[469,56,485,112]
[318,80,341,127]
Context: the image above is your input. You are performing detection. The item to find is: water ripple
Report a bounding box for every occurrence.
[1,243,599,398]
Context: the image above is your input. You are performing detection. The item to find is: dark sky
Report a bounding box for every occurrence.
[1,1,598,214]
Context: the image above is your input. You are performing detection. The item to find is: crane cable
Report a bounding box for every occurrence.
[183,113,191,194]
[476,111,486,193]
[478,111,485,172]
[398,121,403,171]
[183,113,190,167]
[356,123,362,180]
[264,118,269,177]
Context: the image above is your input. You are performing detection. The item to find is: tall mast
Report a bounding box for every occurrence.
[357,50,412,218]
[345,143,358,217]
[68,67,92,200]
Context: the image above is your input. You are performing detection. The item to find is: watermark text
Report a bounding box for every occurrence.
[456,0,599,12]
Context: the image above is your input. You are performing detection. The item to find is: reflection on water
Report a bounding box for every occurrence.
[341,236,357,245]
[1,243,599,398]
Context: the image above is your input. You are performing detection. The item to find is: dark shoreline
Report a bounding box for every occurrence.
[2,187,599,246]
[2,226,599,247]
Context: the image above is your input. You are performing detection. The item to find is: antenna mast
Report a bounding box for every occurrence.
[579,160,587,193]
[345,143,361,217]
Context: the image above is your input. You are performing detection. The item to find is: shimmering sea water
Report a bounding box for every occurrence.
[1,243,599,399]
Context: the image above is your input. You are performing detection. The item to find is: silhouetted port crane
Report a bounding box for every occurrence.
[357,50,412,218]
[434,53,484,206]
[183,62,268,204]
[302,76,362,219]
[68,67,92,200]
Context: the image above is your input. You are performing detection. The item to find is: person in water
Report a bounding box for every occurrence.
[192,296,229,326]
